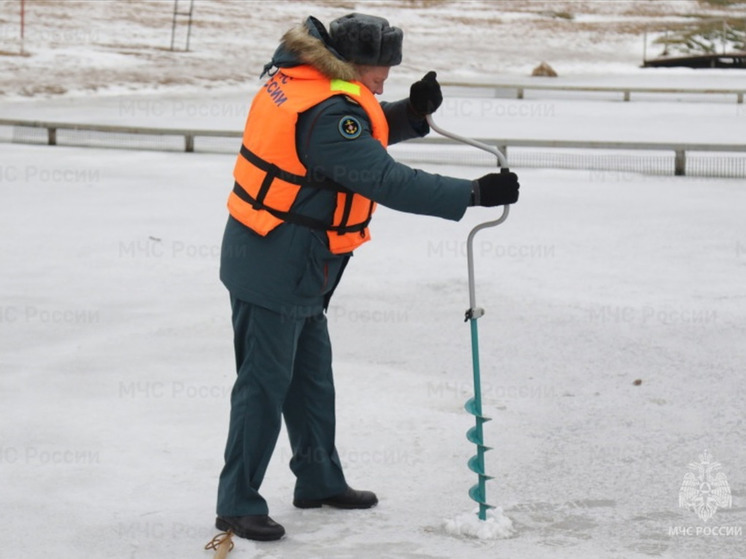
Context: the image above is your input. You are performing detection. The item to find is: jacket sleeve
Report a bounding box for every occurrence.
[297,96,472,222]
[379,98,429,145]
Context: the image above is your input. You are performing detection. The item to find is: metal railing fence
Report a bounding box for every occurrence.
[1,118,744,178]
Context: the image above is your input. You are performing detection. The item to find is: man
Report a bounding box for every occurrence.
[216,13,519,541]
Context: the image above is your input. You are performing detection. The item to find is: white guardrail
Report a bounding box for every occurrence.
[440,81,746,104]
[1,117,744,177]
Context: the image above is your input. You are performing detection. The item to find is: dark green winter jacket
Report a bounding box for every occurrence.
[220,21,473,317]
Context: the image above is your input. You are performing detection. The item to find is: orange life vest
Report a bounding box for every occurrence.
[228,65,390,254]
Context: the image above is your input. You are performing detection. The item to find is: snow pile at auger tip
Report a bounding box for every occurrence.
[443,508,515,540]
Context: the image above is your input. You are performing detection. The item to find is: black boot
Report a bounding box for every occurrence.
[293,486,378,510]
[215,515,285,541]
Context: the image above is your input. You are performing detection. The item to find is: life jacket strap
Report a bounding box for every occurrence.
[232,182,371,235]
[240,144,347,194]
[236,144,373,235]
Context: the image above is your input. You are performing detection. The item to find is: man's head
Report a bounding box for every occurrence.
[328,13,402,95]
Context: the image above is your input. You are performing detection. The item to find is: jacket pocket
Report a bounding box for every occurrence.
[294,232,347,298]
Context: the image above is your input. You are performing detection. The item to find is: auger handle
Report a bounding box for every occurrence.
[425,115,510,314]
[426,114,509,169]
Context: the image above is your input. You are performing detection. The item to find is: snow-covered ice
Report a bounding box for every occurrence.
[2,119,744,558]
[1,1,745,558]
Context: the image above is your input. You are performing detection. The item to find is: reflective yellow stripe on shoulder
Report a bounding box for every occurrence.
[330,79,360,96]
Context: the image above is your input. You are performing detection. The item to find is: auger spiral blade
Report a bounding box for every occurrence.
[469,483,496,508]
[465,386,494,520]
[467,454,494,477]
[466,426,493,450]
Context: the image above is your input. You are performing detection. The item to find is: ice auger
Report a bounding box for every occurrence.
[426,115,510,521]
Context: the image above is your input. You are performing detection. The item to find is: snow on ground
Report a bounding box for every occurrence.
[1,1,746,558]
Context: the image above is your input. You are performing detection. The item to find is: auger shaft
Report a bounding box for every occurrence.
[464,207,508,520]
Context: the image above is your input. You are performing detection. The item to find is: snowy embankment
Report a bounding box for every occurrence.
[0,0,744,99]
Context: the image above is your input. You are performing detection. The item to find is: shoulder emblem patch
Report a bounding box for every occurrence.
[338,115,362,140]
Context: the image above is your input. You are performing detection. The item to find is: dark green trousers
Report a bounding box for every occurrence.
[217,296,347,516]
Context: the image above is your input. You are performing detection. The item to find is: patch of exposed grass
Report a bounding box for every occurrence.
[548,11,574,21]
[698,0,744,6]
[654,17,746,54]
[0,50,31,57]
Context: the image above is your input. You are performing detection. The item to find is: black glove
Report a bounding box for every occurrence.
[472,172,520,207]
[409,71,443,117]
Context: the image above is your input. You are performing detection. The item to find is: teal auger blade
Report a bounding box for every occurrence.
[468,455,495,477]
[464,398,492,420]
[466,426,493,449]
[465,341,495,518]
[469,484,497,507]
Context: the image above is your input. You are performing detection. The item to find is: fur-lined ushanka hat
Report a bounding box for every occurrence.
[329,13,403,67]
[261,14,403,80]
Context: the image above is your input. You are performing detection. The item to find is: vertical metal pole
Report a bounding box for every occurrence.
[20,0,25,55]
[674,149,686,176]
[170,0,178,51]
[722,20,728,56]
[185,0,194,52]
